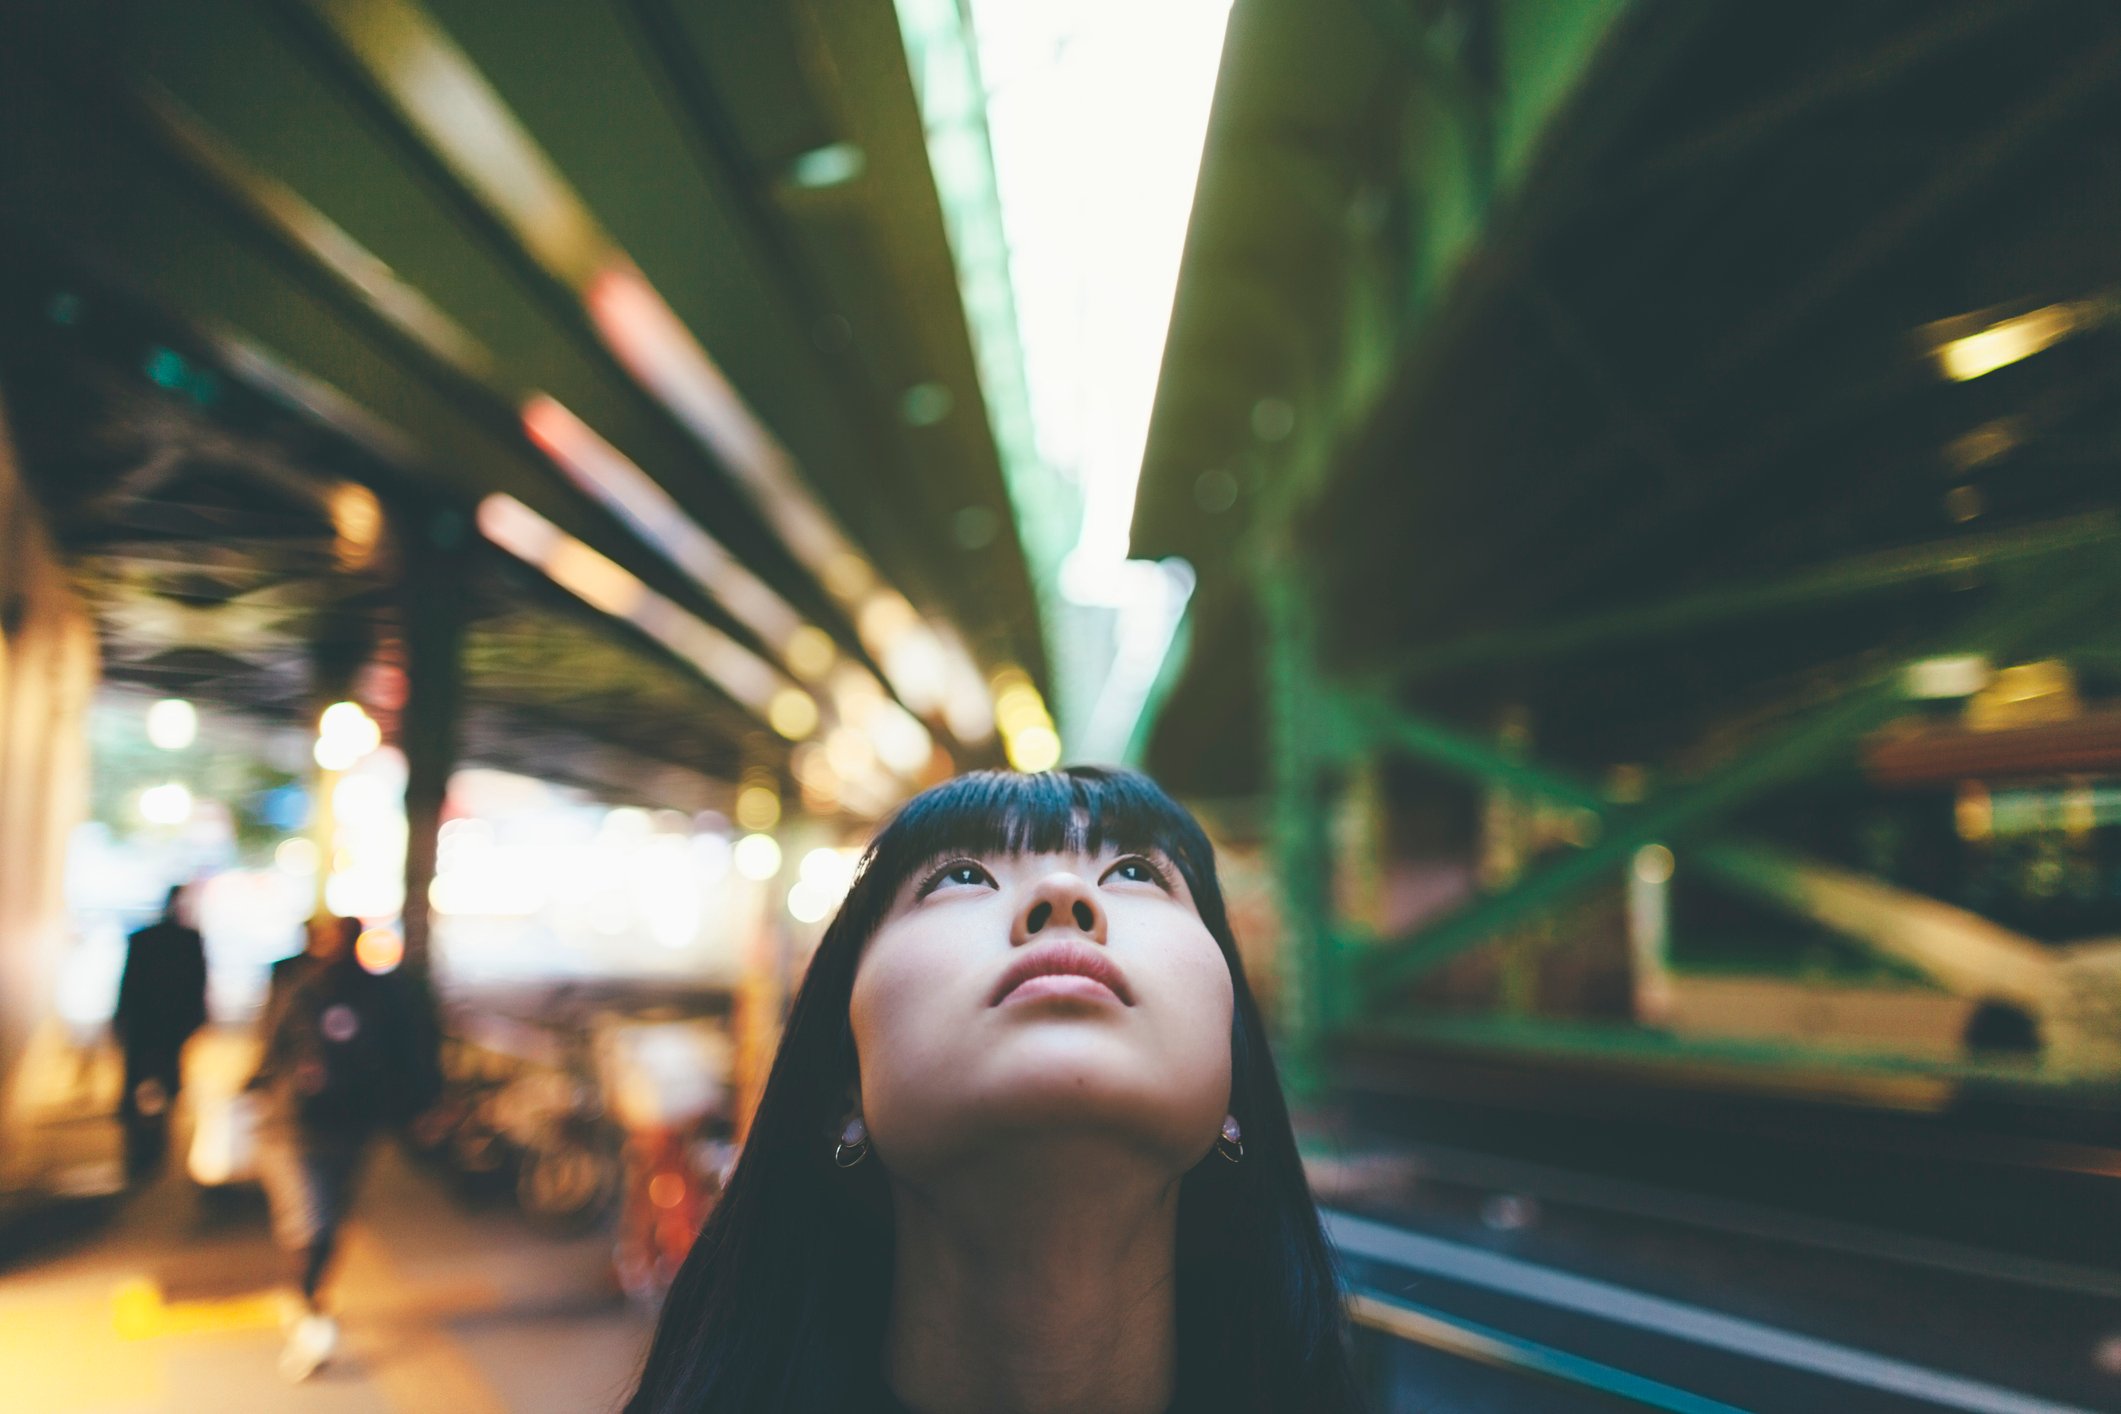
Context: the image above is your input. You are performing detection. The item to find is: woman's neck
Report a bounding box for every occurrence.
[883,1143,1181,1414]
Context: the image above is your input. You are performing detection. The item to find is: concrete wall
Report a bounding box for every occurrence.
[0,391,97,1180]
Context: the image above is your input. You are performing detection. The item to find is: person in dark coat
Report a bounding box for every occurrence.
[114,884,209,1178]
[250,913,441,1382]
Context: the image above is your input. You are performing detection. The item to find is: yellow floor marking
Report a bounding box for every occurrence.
[91,1230,510,1414]
[110,1276,289,1340]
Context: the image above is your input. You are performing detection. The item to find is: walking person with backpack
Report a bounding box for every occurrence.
[249,913,441,1382]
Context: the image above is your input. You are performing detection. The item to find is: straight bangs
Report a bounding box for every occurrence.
[836,767,1229,952]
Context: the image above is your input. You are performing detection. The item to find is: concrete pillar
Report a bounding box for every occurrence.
[0,391,98,1179]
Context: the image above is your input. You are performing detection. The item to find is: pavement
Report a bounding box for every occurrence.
[0,1031,654,1414]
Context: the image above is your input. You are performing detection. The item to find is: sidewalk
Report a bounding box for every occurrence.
[0,1052,653,1413]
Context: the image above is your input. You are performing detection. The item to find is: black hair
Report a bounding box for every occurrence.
[624,766,1359,1413]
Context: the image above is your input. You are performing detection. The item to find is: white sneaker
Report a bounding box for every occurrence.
[279,1313,338,1382]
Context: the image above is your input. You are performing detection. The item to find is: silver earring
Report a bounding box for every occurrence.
[833,1116,870,1168]
[1215,1114,1244,1164]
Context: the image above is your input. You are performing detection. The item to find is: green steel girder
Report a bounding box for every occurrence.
[1362,679,1914,1000]
[1374,511,2121,686]
[1263,555,1337,1092]
[1328,688,1606,810]
[1354,551,2121,1006]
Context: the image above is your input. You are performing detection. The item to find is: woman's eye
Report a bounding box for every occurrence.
[1104,856,1168,888]
[918,859,995,897]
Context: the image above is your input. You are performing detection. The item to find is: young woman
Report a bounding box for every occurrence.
[625,766,1360,1413]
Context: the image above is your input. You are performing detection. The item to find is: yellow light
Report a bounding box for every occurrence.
[995,683,1050,735]
[785,625,837,681]
[733,833,783,880]
[355,927,404,975]
[825,726,875,779]
[822,552,874,602]
[1934,303,2081,382]
[768,687,820,740]
[546,539,645,619]
[858,590,919,652]
[146,698,197,751]
[1632,844,1675,886]
[1005,724,1062,772]
[314,701,381,771]
[869,701,934,776]
[829,666,886,726]
[790,742,837,791]
[735,784,782,831]
[330,484,384,569]
[787,878,836,924]
[1954,783,1992,842]
[799,772,842,814]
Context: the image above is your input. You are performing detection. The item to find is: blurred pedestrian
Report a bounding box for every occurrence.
[249,914,440,1382]
[114,884,208,1179]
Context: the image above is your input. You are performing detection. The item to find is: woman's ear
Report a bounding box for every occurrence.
[831,1083,863,1139]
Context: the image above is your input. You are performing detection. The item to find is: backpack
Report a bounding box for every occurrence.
[279,964,408,1128]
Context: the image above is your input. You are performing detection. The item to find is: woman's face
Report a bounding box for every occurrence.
[849,844,1235,1180]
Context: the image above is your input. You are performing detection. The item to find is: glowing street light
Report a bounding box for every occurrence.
[138,781,194,826]
[146,698,197,751]
[313,701,381,771]
[733,832,783,881]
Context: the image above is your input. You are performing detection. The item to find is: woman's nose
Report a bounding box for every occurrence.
[1010,872,1107,946]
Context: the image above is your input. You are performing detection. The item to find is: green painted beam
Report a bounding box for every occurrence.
[1362,553,2121,1003]
[1330,689,1608,809]
[1376,511,2121,685]
[1364,677,1912,1000]
[1264,556,1335,1094]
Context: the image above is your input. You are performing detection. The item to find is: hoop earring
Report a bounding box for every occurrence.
[833,1116,870,1169]
[1215,1114,1244,1164]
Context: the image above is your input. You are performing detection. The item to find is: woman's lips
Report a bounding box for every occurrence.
[998,974,1122,1007]
[990,940,1133,1007]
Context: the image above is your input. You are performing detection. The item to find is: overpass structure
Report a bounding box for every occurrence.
[1133,0,2121,1106]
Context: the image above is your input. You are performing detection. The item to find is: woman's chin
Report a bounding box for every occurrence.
[887,1052,1218,1163]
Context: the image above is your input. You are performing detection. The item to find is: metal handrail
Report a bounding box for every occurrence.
[1345,1286,1749,1412]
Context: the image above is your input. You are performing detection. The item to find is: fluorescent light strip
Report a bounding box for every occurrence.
[305,0,994,737]
[476,494,802,731]
[890,0,1070,586]
[582,266,851,576]
[521,395,803,650]
[961,0,1232,574]
[521,395,941,774]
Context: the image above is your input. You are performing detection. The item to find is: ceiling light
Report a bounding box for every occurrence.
[146,698,197,751]
[1933,303,2083,382]
[786,142,867,190]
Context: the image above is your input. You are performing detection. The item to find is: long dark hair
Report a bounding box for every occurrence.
[625,767,1359,1412]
